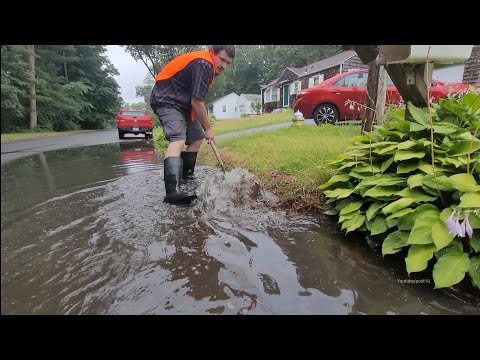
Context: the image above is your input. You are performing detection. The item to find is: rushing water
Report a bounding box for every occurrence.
[1,141,478,314]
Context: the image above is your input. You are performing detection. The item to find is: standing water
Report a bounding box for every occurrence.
[1,141,478,314]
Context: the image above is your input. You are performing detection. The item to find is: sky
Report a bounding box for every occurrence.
[105,45,148,104]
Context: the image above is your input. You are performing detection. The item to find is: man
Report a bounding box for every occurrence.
[150,45,235,205]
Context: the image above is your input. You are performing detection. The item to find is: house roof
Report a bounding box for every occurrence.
[261,51,358,90]
[206,92,239,107]
[240,94,261,101]
[261,77,280,90]
[295,50,357,78]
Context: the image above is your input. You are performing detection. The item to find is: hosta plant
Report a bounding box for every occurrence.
[321,89,480,290]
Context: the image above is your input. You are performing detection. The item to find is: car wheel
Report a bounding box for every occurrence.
[313,104,339,125]
[118,129,125,139]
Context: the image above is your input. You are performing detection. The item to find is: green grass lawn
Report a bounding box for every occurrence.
[1,130,94,142]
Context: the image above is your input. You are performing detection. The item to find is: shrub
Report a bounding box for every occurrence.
[321,89,480,290]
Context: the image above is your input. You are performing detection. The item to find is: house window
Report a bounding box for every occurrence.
[264,88,278,103]
[222,105,226,112]
[313,76,319,86]
[293,82,298,94]
[239,105,245,113]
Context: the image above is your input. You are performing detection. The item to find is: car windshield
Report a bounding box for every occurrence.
[335,72,395,86]
[122,111,145,116]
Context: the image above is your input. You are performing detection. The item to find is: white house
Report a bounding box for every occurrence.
[236,94,262,116]
[207,92,239,120]
[207,92,262,120]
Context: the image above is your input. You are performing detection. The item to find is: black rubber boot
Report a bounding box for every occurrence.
[180,151,198,179]
[163,157,197,204]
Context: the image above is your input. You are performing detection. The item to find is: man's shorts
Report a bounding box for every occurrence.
[154,107,205,145]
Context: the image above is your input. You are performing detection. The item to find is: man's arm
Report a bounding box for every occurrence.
[191,97,214,142]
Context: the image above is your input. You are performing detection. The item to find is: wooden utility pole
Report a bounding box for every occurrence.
[363,61,380,131]
[27,45,37,129]
[375,55,388,126]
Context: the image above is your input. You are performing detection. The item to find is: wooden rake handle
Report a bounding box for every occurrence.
[209,141,226,173]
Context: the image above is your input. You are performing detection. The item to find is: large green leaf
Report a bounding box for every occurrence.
[356,175,405,189]
[344,214,366,233]
[469,256,480,289]
[394,150,426,162]
[339,212,359,223]
[381,157,394,172]
[382,198,414,214]
[375,144,398,155]
[405,244,437,274]
[358,141,397,149]
[449,141,480,156]
[431,220,455,251]
[448,173,480,193]
[323,188,354,199]
[407,173,425,189]
[369,215,388,235]
[366,201,385,221]
[432,124,458,134]
[410,122,428,132]
[339,201,362,215]
[458,192,480,209]
[363,186,402,198]
[432,252,470,288]
[407,102,429,125]
[397,140,417,150]
[382,230,409,255]
[386,207,415,221]
[396,188,438,202]
[319,174,351,190]
[460,93,480,113]
[398,204,438,231]
[397,162,419,174]
[470,233,480,252]
[444,157,464,168]
[407,210,440,245]
[422,175,453,192]
[439,208,453,222]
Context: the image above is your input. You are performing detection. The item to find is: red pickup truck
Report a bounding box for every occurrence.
[116,108,153,139]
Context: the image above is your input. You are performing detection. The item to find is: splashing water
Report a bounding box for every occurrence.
[191,168,286,231]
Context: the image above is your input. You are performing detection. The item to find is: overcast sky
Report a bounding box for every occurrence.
[106,45,148,104]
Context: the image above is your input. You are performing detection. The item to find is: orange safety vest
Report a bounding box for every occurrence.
[155,50,216,121]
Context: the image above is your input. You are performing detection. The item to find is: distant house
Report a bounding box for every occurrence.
[207,92,262,120]
[237,93,262,116]
[207,93,239,120]
[260,50,367,113]
[432,45,480,85]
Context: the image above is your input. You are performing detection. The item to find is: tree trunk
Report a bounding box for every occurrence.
[27,45,37,129]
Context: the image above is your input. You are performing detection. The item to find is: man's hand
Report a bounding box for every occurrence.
[204,128,215,143]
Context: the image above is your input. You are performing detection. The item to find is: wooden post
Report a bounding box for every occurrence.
[363,62,379,132]
[27,45,37,129]
[375,62,388,126]
[352,45,434,121]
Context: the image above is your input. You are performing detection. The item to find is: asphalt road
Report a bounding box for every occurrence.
[1,120,316,165]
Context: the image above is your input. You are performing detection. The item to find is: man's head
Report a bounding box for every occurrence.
[209,45,235,75]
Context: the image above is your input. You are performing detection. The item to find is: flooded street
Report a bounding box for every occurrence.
[1,140,479,314]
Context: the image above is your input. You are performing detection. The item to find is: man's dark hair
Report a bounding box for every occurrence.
[211,45,235,59]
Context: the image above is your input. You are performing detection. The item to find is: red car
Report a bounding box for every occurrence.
[293,69,471,124]
[116,108,153,139]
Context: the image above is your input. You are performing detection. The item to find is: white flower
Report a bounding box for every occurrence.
[464,213,473,239]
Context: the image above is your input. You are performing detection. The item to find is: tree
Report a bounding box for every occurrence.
[250,99,261,114]
[123,45,204,78]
